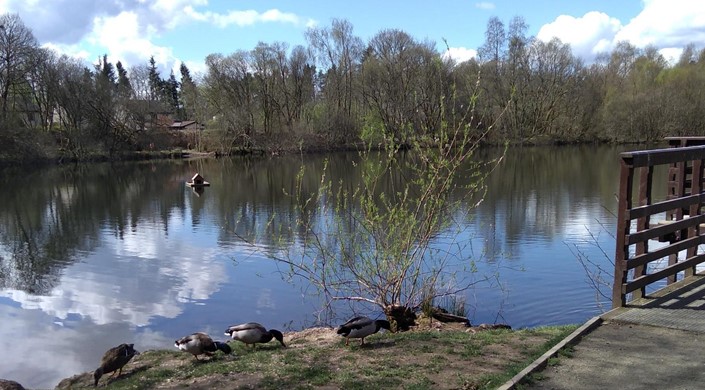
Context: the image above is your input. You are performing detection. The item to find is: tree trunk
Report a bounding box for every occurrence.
[383,305,417,332]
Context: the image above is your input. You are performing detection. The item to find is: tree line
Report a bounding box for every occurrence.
[1,13,704,161]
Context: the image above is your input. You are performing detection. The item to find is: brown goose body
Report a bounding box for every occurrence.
[93,343,139,386]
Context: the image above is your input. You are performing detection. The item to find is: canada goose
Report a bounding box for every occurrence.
[224,322,286,349]
[93,343,139,386]
[174,332,232,360]
[337,316,391,346]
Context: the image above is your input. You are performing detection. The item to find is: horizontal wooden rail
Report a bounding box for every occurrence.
[628,194,705,220]
[613,141,705,308]
[626,235,705,270]
[628,215,705,244]
[625,254,705,294]
[622,145,705,167]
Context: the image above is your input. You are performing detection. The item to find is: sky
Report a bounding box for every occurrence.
[1,0,704,77]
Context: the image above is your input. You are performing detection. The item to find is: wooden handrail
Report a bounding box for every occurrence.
[612,142,705,307]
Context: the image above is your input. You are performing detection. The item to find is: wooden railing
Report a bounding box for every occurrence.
[665,137,705,221]
[612,144,705,307]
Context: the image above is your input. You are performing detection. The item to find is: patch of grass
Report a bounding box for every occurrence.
[261,364,333,389]
[390,331,441,343]
[406,376,436,390]
[56,325,579,390]
[461,342,484,358]
[419,344,434,353]
[177,356,240,379]
[470,325,578,390]
[558,345,574,358]
[102,367,177,390]
[524,371,546,386]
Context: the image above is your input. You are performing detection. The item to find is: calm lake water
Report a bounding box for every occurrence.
[0,145,652,388]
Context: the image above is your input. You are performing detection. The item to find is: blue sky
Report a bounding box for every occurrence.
[1,0,701,76]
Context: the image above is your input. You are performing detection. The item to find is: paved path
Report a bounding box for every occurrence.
[526,321,705,390]
[505,275,705,390]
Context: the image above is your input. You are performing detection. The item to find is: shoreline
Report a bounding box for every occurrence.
[50,321,577,390]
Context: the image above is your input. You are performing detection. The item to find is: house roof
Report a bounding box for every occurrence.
[170,120,197,129]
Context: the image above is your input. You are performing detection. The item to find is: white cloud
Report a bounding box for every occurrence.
[305,18,318,29]
[41,42,91,61]
[659,47,684,65]
[183,7,312,28]
[537,11,622,61]
[1,0,314,72]
[537,1,705,62]
[182,59,208,77]
[475,2,495,10]
[443,47,478,64]
[87,11,175,69]
[615,0,705,47]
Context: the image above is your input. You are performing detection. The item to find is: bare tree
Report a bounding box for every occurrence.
[306,18,363,117]
[51,56,94,158]
[306,19,363,140]
[288,45,315,127]
[0,13,38,125]
[524,38,579,137]
[251,42,279,135]
[202,51,258,151]
[477,17,509,136]
[478,17,506,67]
[25,47,58,131]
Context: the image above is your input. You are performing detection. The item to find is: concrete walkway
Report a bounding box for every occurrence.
[500,275,705,390]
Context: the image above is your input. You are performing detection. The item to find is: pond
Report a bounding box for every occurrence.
[0,144,647,388]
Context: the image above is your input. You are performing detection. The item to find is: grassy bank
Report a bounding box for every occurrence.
[57,323,577,390]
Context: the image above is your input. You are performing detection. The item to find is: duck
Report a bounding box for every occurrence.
[224,322,286,349]
[174,332,232,360]
[93,343,140,387]
[337,316,391,346]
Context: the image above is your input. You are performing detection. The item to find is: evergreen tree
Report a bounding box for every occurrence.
[115,60,132,96]
[179,62,194,86]
[179,62,197,120]
[147,56,163,101]
[165,69,180,118]
[99,54,116,85]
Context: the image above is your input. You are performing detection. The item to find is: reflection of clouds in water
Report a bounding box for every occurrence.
[1,212,228,326]
[0,305,79,388]
[256,288,274,315]
[0,210,231,388]
[0,303,174,389]
[563,201,610,242]
[116,215,163,260]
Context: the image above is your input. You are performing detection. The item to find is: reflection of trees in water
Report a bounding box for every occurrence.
[215,153,378,250]
[470,146,625,259]
[0,161,191,294]
[0,146,628,294]
[213,152,461,253]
